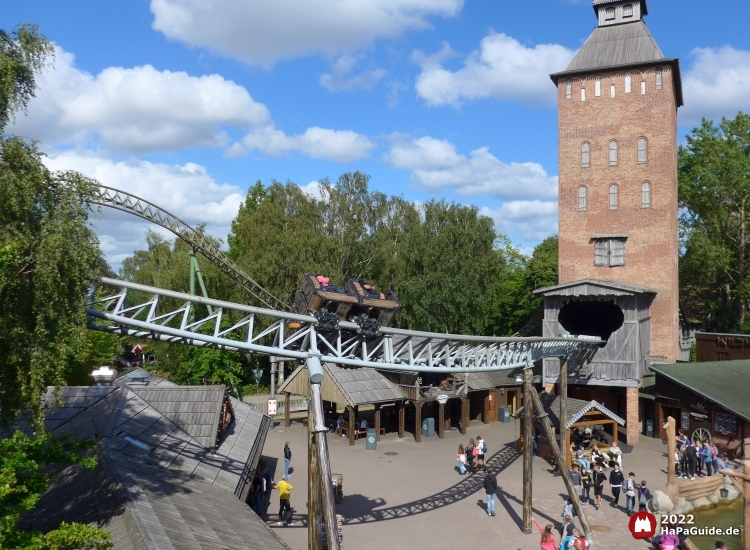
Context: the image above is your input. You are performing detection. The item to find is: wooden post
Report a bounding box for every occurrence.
[560,359,568,451]
[529,385,592,543]
[460,397,468,435]
[438,402,445,438]
[664,416,677,488]
[522,368,534,534]
[348,405,355,447]
[285,392,291,428]
[375,404,381,442]
[308,406,322,550]
[745,460,750,550]
[415,401,422,443]
[483,392,490,424]
[398,400,405,439]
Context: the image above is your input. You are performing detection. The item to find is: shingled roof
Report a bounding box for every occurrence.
[514,392,625,430]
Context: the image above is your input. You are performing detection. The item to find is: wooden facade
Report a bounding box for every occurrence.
[696,332,750,363]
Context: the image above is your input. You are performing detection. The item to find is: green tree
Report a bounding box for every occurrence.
[0,25,102,428]
[0,431,111,550]
[679,113,750,332]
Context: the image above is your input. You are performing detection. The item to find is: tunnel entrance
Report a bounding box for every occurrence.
[558,300,624,344]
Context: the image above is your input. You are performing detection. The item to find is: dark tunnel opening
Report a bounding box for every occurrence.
[558,300,624,344]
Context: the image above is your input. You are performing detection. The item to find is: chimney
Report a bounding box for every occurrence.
[91,365,117,387]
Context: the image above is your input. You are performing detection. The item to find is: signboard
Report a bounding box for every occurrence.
[267,399,277,415]
[437,394,448,405]
[681,412,689,431]
[714,412,738,436]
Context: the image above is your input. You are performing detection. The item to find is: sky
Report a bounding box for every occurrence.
[4,0,750,271]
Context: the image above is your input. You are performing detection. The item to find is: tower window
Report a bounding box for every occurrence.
[578,186,587,211]
[656,68,663,90]
[638,138,647,163]
[581,142,590,167]
[605,7,615,20]
[594,237,626,267]
[625,72,632,93]
[623,4,633,17]
[641,81,646,94]
[609,184,619,209]
[581,87,586,101]
[595,76,601,97]
[641,182,651,208]
[566,79,572,100]
[610,83,616,98]
[609,141,618,166]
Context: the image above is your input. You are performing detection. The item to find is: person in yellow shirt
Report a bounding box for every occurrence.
[275,475,293,525]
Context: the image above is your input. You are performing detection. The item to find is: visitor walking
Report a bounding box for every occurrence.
[609,464,624,508]
[476,436,487,470]
[466,439,477,472]
[685,440,698,480]
[625,472,637,515]
[569,464,582,499]
[593,464,606,510]
[283,441,292,478]
[581,468,592,505]
[483,467,497,517]
[457,444,467,475]
[252,471,264,515]
[561,499,576,533]
[275,475,294,525]
[532,518,557,550]
[638,480,652,511]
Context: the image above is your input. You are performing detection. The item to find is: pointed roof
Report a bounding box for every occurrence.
[128,385,226,449]
[514,392,625,429]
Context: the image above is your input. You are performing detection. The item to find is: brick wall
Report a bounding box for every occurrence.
[557,66,680,362]
[625,386,639,444]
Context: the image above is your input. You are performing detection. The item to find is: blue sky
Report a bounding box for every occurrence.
[4,0,749,269]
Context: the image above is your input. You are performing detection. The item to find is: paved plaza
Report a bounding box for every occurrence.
[260,418,670,549]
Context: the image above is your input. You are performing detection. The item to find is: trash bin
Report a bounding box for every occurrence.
[421,417,435,437]
[366,428,377,450]
[499,406,511,423]
[645,419,654,438]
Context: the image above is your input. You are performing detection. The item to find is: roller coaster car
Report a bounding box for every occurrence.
[286,274,359,339]
[343,278,401,331]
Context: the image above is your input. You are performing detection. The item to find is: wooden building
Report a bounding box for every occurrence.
[695,332,750,362]
[651,360,750,459]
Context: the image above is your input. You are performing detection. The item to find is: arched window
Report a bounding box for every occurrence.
[609,184,619,209]
[595,75,602,96]
[581,142,590,167]
[625,72,632,93]
[641,80,646,94]
[610,83,616,98]
[609,141,618,166]
[638,138,647,163]
[578,187,587,211]
[566,79,572,100]
[656,68,663,90]
[641,182,651,208]
[623,4,633,17]
[581,87,586,101]
[605,7,615,19]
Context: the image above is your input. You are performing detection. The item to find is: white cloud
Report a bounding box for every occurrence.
[414,32,575,107]
[385,136,558,201]
[319,55,388,92]
[231,125,375,163]
[44,150,243,269]
[682,45,750,126]
[9,47,269,154]
[150,0,464,66]
[300,181,323,200]
[481,201,558,242]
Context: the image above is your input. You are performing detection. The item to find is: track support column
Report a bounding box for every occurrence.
[522,367,533,534]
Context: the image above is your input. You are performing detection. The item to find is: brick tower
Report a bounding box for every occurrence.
[538,0,682,444]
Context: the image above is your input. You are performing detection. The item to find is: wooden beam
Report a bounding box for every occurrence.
[522,368,533,534]
[529,384,592,544]
[375,404,381,442]
[460,397,468,435]
[664,416,676,487]
[483,392,490,424]
[560,359,568,450]
[398,400,405,439]
[438,403,445,438]
[415,402,422,443]
[348,406,355,447]
[285,392,291,428]
[308,405,322,550]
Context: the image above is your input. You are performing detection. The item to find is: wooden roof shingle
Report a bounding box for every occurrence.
[514,392,625,429]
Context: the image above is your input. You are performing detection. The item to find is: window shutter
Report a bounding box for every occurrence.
[594,240,609,266]
[610,239,626,266]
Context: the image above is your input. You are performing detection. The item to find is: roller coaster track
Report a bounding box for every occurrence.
[87,277,602,372]
[91,184,287,311]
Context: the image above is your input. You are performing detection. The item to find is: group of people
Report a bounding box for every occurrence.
[568,462,650,515]
[335,413,368,436]
[533,517,588,550]
[675,431,730,479]
[456,436,488,475]
[250,442,296,525]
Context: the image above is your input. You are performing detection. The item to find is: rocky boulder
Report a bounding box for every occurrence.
[651,490,674,514]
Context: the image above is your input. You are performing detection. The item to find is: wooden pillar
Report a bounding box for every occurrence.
[438,402,445,438]
[415,401,422,443]
[744,460,750,550]
[560,359,568,450]
[398,400,405,439]
[460,397,468,435]
[522,368,534,534]
[348,405,355,447]
[375,404,381,442]
[285,392,291,428]
[308,406,322,549]
[483,392,490,424]
[664,416,677,495]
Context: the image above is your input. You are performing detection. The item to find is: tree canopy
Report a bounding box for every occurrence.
[679,112,750,332]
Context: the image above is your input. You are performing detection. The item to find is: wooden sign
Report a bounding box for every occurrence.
[268,399,277,415]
